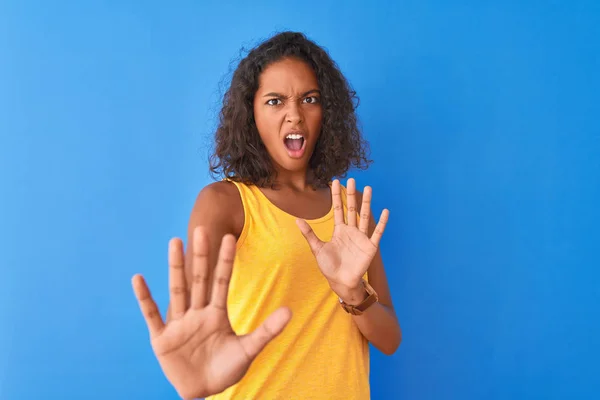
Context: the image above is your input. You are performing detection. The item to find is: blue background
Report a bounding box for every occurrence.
[1,1,599,399]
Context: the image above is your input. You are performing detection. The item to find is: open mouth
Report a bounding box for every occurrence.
[284,133,305,152]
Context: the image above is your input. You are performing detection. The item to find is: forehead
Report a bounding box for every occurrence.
[257,57,319,92]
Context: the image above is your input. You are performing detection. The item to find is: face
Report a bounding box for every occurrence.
[253,57,323,174]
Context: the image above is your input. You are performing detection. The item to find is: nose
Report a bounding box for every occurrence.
[285,103,303,124]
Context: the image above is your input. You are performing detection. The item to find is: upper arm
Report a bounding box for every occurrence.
[356,190,396,312]
[168,181,243,319]
[184,181,244,280]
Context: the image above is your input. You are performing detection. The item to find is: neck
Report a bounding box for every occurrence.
[268,168,318,191]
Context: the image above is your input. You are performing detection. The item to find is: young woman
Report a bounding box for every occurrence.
[132,31,402,399]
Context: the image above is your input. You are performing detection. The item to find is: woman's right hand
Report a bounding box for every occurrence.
[132,227,292,400]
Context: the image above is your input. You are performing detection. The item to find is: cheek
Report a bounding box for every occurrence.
[254,108,281,144]
[308,108,323,132]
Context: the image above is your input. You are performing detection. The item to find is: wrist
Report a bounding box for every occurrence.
[335,282,368,306]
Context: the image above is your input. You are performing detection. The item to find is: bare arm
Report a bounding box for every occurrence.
[132,181,290,400]
[167,181,243,320]
[296,181,403,355]
[343,189,402,355]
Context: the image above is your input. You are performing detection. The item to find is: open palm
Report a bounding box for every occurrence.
[297,178,389,291]
[132,228,291,400]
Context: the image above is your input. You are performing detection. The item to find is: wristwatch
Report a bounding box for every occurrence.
[339,279,379,315]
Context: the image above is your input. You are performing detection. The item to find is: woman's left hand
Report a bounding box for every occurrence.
[296,178,389,303]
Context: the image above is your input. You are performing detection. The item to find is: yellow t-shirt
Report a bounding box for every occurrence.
[207,180,370,400]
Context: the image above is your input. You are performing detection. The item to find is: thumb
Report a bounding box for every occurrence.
[239,307,292,360]
[295,219,324,255]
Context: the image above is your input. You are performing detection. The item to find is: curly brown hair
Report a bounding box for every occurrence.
[208,31,372,188]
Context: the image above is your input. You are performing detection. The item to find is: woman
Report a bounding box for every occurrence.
[132,31,402,399]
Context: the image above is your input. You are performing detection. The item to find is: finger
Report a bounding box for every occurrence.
[370,209,390,247]
[169,238,187,318]
[239,306,292,360]
[346,178,357,227]
[331,179,345,225]
[296,219,324,255]
[210,234,237,310]
[132,274,165,338]
[358,186,372,234]
[190,226,210,309]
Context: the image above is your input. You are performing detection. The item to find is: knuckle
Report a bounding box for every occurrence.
[217,277,230,286]
[193,274,208,284]
[138,294,151,302]
[170,286,186,295]
[260,323,274,338]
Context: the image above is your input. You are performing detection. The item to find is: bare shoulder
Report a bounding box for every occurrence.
[197,180,241,202]
[188,180,244,239]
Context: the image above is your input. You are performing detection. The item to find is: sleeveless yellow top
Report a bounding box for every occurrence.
[207,181,370,400]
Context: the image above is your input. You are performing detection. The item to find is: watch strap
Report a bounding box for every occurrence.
[339,279,379,315]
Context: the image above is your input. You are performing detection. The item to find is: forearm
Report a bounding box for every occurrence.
[337,284,402,355]
[352,302,401,355]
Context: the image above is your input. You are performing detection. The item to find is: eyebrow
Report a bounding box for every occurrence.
[263,89,321,98]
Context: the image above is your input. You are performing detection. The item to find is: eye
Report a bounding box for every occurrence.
[266,98,282,106]
[303,96,320,104]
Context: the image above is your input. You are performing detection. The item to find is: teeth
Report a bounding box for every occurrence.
[286,134,303,139]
